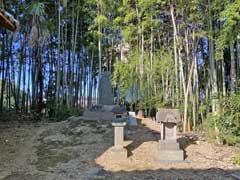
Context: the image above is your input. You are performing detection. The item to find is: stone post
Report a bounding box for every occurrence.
[113,122,125,148]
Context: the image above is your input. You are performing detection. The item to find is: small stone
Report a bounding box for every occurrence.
[195,140,200,145]
[98,124,108,129]
[71,127,83,135]
[43,133,70,145]
[222,157,231,161]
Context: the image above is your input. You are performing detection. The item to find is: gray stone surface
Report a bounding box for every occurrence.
[99,72,114,105]
[83,110,114,122]
[111,121,128,161]
[158,150,184,161]
[159,140,179,150]
[112,122,127,127]
[89,105,118,112]
[112,122,126,148]
[160,122,177,140]
[111,106,128,123]
[156,108,180,123]
[110,147,128,161]
[83,105,128,123]
[111,106,126,113]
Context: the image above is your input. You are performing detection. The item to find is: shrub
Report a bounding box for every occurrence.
[46,100,82,121]
[204,113,221,140]
[55,105,82,121]
[205,93,240,145]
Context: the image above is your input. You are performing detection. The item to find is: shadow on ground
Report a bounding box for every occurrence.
[125,118,160,157]
[100,168,240,180]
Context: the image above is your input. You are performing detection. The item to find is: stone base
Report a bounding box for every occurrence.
[159,140,179,150]
[110,147,128,161]
[158,150,184,162]
[83,110,115,122]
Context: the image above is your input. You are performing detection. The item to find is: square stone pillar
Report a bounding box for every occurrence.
[114,125,125,148]
[111,122,127,161]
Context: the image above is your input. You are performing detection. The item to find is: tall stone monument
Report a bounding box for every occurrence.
[156,108,184,161]
[99,71,114,105]
[83,71,116,122]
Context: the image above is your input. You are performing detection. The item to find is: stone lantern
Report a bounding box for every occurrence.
[156,108,184,161]
[110,106,128,160]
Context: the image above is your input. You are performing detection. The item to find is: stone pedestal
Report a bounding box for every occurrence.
[158,139,184,161]
[111,122,127,160]
[159,140,179,150]
[158,149,184,161]
[109,147,128,161]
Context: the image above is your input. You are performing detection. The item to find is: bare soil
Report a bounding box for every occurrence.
[0,117,239,180]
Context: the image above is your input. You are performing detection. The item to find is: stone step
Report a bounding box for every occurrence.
[83,111,115,122]
[158,150,184,161]
[159,140,180,150]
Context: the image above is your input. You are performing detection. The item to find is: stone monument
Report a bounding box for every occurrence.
[156,108,184,161]
[99,71,114,105]
[111,106,128,161]
[83,71,116,122]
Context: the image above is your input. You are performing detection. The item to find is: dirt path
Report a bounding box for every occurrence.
[0,117,239,180]
[0,122,42,179]
[97,118,239,173]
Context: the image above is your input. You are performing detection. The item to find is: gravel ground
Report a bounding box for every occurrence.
[0,116,239,180]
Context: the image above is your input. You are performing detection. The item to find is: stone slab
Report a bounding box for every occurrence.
[83,111,115,122]
[159,140,179,151]
[112,122,127,127]
[156,108,180,123]
[102,105,118,112]
[158,150,184,161]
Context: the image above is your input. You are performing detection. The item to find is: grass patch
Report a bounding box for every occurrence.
[233,151,240,165]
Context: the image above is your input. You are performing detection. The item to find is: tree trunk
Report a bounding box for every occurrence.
[183,30,198,133]
[56,0,61,105]
[230,41,236,94]
[208,0,218,114]
[170,4,179,106]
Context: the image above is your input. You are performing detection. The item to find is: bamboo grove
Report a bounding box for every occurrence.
[0,0,240,132]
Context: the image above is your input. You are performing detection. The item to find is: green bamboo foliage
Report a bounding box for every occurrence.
[0,0,239,134]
